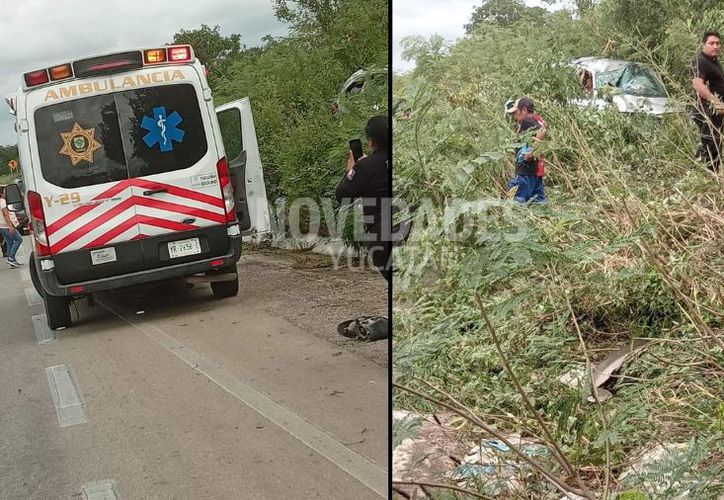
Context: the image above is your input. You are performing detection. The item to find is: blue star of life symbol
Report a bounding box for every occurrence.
[141,106,185,152]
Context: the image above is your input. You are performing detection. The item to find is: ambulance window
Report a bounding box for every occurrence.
[217,108,243,162]
[34,94,129,188]
[116,84,207,177]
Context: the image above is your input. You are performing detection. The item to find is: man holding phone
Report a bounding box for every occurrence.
[336,115,390,282]
[335,116,390,342]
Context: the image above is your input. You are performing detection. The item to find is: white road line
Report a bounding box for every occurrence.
[25,287,43,307]
[81,479,120,500]
[98,299,387,498]
[20,267,30,282]
[32,314,55,344]
[45,364,87,427]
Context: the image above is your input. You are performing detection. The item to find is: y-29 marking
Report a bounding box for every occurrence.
[43,192,81,207]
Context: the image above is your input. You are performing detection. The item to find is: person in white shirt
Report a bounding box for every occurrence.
[0,190,23,268]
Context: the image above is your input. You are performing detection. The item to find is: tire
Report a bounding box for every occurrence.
[210,265,239,298]
[44,293,71,330]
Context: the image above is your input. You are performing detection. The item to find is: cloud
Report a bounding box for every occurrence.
[0,0,289,145]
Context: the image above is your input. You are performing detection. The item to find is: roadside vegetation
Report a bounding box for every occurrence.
[392,1,724,498]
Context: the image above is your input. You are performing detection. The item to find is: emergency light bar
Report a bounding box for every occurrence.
[49,64,72,81]
[144,46,193,64]
[168,46,191,61]
[74,51,144,78]
[24,69,49,87]
[22,45,195,89]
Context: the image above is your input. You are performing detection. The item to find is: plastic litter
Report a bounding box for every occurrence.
[522,444,549,457]
[486,439,511,452]
[451,463,495,480]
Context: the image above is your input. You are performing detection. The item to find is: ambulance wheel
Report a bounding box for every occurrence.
[211,267,239,298]
[44,293,71,330]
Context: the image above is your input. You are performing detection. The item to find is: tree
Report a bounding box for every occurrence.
[273,0,341,36]
[401,35,448,76]
[575,0,596,14]
[465,0,548,34]
[172,24,241,79]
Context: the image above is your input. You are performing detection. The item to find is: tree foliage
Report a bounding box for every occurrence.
[172,24,241,80]
[273,0,341,35]
[465,0,548,33]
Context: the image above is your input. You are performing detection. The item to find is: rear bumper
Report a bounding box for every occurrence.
[37,235,241,297]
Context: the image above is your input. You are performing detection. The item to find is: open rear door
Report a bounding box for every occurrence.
[215,98,271,237]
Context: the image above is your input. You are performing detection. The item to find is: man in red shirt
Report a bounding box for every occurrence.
[505,97,547,202]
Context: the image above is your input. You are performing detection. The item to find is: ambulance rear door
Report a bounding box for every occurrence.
[214,98,271,237]
[28,88,143,284]
[114,74,230,271]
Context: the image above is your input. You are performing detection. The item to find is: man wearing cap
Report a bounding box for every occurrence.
[505,97,546,203]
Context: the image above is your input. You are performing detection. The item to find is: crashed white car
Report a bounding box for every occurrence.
[571,57,684,116]
[332,67,388,116]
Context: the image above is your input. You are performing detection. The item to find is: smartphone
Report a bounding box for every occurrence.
[349,138,364,162]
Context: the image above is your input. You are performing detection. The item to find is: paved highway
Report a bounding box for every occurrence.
[0,239,388,499]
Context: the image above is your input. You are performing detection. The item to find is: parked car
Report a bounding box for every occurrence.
[332,67,388,116]
[570,57,684,116]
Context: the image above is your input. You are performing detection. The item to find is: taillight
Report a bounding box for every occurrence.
[216,157,236,223]
[27,191,51,256]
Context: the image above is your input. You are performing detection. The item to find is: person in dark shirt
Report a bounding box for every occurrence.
[691,30,724,171]
[505,97,546,203]
[335,116,391,282]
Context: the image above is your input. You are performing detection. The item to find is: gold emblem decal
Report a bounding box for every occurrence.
[59,122,102,166]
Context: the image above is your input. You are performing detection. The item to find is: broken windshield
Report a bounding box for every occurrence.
[595,64,667,98]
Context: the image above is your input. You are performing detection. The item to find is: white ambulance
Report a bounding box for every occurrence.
[4,45,271,330]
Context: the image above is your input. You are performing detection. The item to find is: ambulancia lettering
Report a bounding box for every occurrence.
[44,70,186,102]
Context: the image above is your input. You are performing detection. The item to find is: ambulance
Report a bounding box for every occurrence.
[4,45,271,330]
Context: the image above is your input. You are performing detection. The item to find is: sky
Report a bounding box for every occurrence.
[393,0,563,73]
[0,0,290,146]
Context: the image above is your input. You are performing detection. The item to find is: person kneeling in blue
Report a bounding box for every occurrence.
[505,97,546,203]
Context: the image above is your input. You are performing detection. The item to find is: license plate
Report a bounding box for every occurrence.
[168,238,201,259]
[90,247,117,265]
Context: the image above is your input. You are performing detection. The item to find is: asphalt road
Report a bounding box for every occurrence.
[0,239,388,499]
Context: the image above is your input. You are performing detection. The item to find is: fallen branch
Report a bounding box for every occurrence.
[392,480,495,499]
